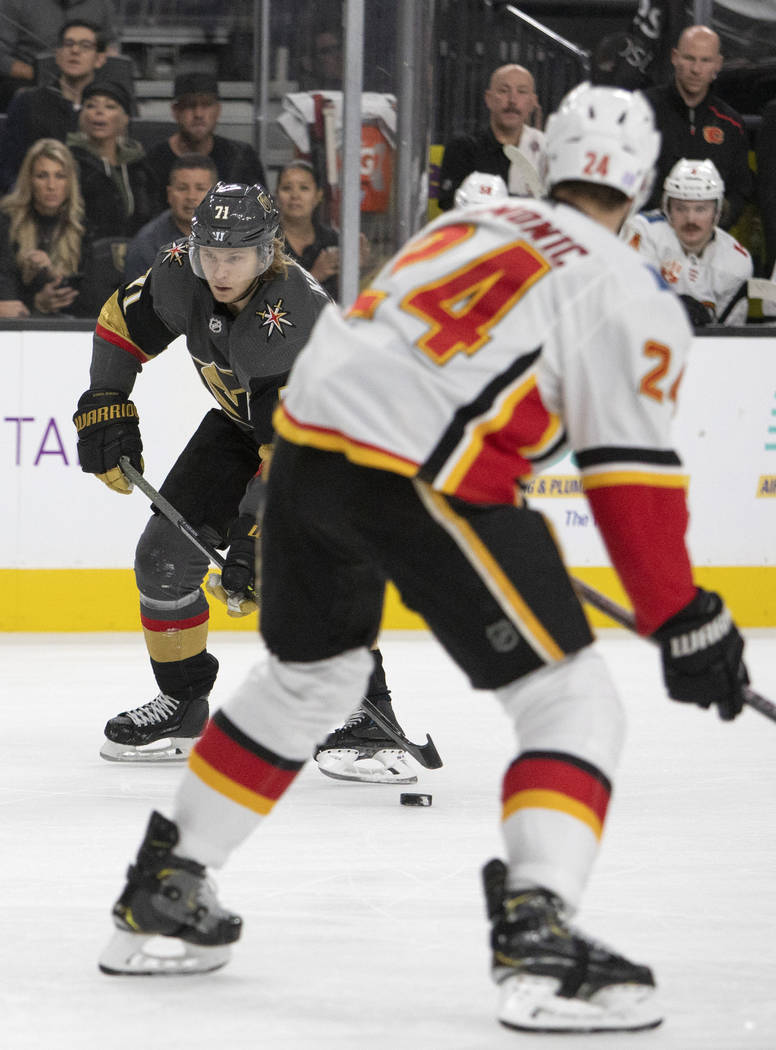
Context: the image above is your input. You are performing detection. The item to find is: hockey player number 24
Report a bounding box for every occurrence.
[401,240,551,366]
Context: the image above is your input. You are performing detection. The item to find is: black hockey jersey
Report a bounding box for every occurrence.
[91,240,330,444]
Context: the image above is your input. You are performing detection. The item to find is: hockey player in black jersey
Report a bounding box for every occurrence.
[73,181,416,783]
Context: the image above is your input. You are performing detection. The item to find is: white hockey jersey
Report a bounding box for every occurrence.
[621,210,752,325]
[275,198,697,633]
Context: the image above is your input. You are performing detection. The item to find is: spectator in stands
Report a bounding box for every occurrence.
[642,24,753,227]
[66,79,158,241]
[0,19,108,193]
[0,0,118,112]
[124,153,217,279]
[0,137,100,316]
[145,72,266,210]
[437,63,545,211]
[298,26,343,92]
[275,159,369,301]
[622,157,752,326]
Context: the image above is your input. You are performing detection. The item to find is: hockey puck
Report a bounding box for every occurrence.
[400,793,432,807]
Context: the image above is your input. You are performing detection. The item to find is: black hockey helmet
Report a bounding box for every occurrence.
[189,181,280,278]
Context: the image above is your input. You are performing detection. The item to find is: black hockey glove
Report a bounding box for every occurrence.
[679,294,714,328]
[206,515,259,617]
[652,588,748,721]
[73,389,142,495]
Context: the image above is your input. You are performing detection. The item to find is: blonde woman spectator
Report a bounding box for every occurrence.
[0,138,87,316]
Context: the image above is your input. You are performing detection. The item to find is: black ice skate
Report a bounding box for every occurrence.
[482,858,663,1033]
[99,693,209,763]
[99,811,242,976]
[314,697,417,785]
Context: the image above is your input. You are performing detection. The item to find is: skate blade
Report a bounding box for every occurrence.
[315,747,418,785]
[98,928,231,976]
[99,737,194,763]
[497,974,663,1033]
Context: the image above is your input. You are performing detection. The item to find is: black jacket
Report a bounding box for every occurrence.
[0,81,80,192]
[643,80,753,227]
[146,136,267,210]
[67,132,160,240]
[437,126,510,212]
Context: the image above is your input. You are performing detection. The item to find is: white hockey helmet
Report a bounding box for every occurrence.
[662,158,724,221]
[454,171,509,208]
[544,82,660,215]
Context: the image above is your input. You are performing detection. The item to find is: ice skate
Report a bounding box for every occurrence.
[99,693,209,762]
[314,699,417,785]
[99,810,242,976]
[482,859,663,1033]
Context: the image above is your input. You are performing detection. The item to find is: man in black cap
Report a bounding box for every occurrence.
[146,72,266,210]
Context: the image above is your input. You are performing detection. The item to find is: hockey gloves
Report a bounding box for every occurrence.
[205,514,259,617]
[73,389,143,494]
[652,587,748,721]
[679,294,714,328]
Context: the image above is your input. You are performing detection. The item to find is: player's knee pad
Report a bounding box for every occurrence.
[151,651,219,703]
[221,647,374,762]
[495,645,625,780]
[134,513,210,601]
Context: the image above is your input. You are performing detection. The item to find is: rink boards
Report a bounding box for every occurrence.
[2,326,775,630]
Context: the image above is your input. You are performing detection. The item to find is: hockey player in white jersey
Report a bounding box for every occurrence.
[99,85,750,1035]
[622,158,752,325]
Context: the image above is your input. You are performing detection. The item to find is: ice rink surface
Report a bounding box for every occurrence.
[2,628,775,1050]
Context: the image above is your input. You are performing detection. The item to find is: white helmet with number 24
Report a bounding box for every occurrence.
[544,82,661,215]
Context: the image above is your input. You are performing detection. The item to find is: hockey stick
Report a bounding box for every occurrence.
[119,456,443,762]
[360,697,444,770]
[119,456,229,573]
[502,143,545,198]
[571,576,776,723]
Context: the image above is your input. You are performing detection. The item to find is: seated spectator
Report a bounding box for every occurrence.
[124,153,217,279]
[145,72,266,210]
[437,63,545,211]
[0,19,108,193]
[275,159,369,301]
[66,79,159,241]
[0,0,118,111]
[642,25,753,227]
[622,158,753,326]
[0,137,101,316]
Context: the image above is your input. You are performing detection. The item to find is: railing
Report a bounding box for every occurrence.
[433,0,591,144]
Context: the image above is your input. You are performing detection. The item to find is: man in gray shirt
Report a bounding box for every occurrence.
[124,153,218,279]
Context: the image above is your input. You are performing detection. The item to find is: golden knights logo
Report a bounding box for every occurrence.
[256,187,274,214]
[256,298,294,339]
[162,241,189,266]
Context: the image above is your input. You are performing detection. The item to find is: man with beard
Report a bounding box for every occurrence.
[146,73,266,211]
[623,157,752,325]
[437,63,545,209]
